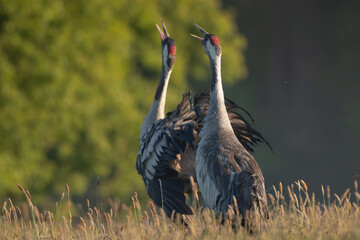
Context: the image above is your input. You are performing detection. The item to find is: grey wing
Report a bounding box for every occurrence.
[136,120,195,217]
[136,92,197,179]
[231,150,269,220]
[136,118,193,180]
[194,92,272,153]
[136,92,197,217]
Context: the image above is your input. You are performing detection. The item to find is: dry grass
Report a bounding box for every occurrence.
[1,180,359,239]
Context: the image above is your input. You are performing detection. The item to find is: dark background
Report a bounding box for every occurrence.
[221,0,360,196]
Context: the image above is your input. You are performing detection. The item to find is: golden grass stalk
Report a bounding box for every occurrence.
[340,188,350,204]
[301,180,308,192]
[17,184,39,238]
[2,181,359,239]
[268,193,275,204]
[287,186,294,202]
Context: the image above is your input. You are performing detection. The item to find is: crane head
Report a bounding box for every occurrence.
[191,24,221,59]
[156,19,176,70]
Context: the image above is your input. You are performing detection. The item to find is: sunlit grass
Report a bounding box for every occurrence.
[1,180,359,239]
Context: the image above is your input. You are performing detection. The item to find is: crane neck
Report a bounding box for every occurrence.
[140,63,172,138]
[154,63,172,111]
[203,55,233,133]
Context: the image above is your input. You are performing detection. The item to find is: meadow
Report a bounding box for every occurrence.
[1,180,359,239]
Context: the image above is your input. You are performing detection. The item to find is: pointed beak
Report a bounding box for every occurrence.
[190,23,208,40]
[156,19,170,41]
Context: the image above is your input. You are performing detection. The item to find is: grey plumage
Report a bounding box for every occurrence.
[194,92,272,154]
[137,91,270,217]
[137,21,270,219]
[137,93,196,216]
[196,129,268,220]
[192,24,269,224]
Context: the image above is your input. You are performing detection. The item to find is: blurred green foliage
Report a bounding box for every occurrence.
[0,0,247,205]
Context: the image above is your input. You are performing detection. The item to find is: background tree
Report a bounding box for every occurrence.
[0,0,247,206]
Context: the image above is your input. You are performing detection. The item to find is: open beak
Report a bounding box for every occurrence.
[190,23,208,40]
[156,19,170,41]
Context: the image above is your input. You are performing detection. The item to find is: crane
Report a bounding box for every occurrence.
[191,24,269,225]
[137,21,271,218]
[139,20,176,139]
[137,20,194,217]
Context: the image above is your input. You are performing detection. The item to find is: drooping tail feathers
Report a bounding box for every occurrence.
[193,92,273,153]
[144,177,193,217]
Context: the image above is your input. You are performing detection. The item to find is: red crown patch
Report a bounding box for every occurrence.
[210,35,219,46]
[168,45,176,55]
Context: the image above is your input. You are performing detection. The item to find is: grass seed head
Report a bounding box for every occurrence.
[94,207,99,217]
[334,194,341,204]
[2,199,7,210]
[340,188,350,204]
[327,185,331,200]
[80,216,86,228]
[104,212,109,225]
[287,186,293,201]
[26,190,31,200]
[16,206,22,217]
[355,192,360,201]
[301,180,308,192]
[17,184,25,193]
[268,193,275,203]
